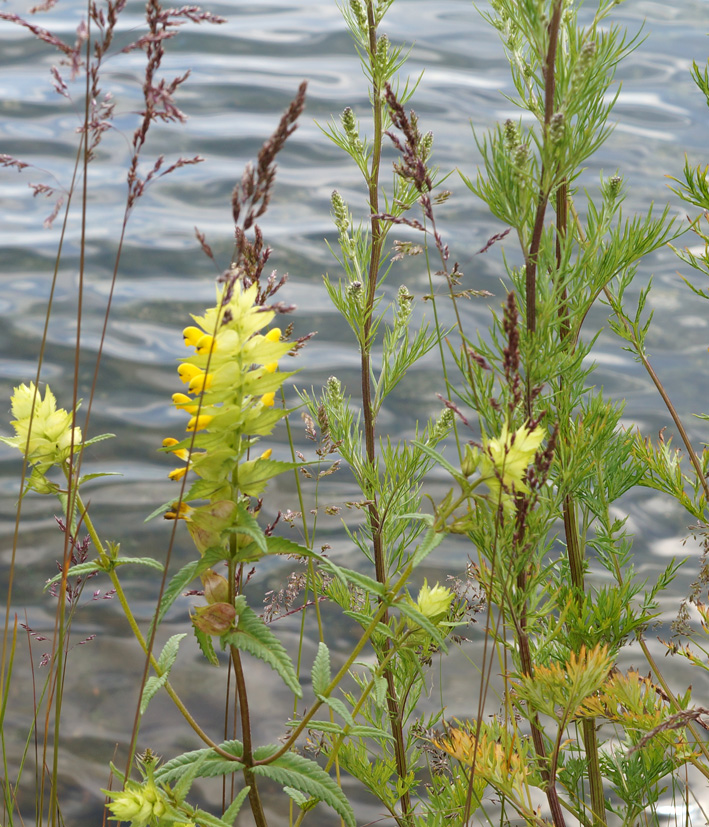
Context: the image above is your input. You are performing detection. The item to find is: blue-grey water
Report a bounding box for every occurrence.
[1,0,709,823]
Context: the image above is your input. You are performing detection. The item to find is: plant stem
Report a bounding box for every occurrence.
[350,2,412,821]
[556,178,606,826]
[231,644,268,827]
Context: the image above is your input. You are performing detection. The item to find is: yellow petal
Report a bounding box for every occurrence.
[188,372,213,394]
[172,393,198,414]
[183,326,204,348]
[196,334,216,355]
[260,392,275,408]
[178,363,203,385]
[264,361,278,373]
[186,414,213,432]
[168,466,188,481]
[265,328,281,343]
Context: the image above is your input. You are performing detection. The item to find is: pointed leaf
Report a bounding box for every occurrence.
[194,624,219,666]
[140,633,186,714]
[397,600,448,652]
[44,560,102,588]
[222,786,251,824]
[223,605,302,697]
[316,694,354,727]
[408,521,446,568]
[311,642,331,696]
[155,741,244,784]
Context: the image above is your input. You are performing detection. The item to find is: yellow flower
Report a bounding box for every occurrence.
[186,414,213,432]
[105,779,166,826]
[478,421,545,508]
[182,326,203,348]
[265,327,281,342]
[177,363,203,385]
[187,371,213,394]
[171,393,198,414]
[416,579,454,622]
[260,392,275,408]
[0,383,82,472]
[165,501,193,520]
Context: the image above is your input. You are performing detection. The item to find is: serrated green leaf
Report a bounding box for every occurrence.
[44,560,102,588]
[348,724,394,740]
[408,521,445,568]
[172,749,211,803]
[223,606,302,697]
[251,747,355,827]
[283,786,309,807]
[222,786,251,824]
[317,694,354,727]
[77,471,122,486]
[148,547,227,637]
[191,808,238,827]
[113,556,165,572]
[311,642,331,696]
[81,433,115,447]
[144,500,173,523]
[264,535,317,557]
[194,624,219,666]
[373,674,388,709]
[155,741,244,785]
[323,564,385,597]
[288,719,344,735]
[343,611,393,638]
[140,634,186,715]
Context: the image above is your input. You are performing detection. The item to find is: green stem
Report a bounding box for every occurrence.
[74,493,241,764]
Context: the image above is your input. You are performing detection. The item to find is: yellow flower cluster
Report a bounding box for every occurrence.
[0,383,81,473]
[478,421,545,511]
[164,279,294,513]
[106,778,166,826]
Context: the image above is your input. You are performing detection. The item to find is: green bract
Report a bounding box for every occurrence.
[0,382,81,473]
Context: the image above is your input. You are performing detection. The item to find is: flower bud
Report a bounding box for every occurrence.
[416,579,454,623]
[192,602,236,636]
[201,569,230,604]
[549,111,565,145]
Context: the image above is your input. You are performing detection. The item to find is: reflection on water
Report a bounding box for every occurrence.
[1,0,709,821]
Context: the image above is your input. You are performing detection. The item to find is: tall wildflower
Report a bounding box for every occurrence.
[163,276,295,559]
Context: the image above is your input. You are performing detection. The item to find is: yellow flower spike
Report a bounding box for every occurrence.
[188,372,213,395]
[178,363,203,385]
[186,414,213,432]
[182,326,204,348]
[265,328,281,343]
[165,501,193,520]
[264,361,278,373]
[196,334,216,355]
[168,466,188,481]
[260,392,276,408]
[259,448,272,460]
[172,393,198,414]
